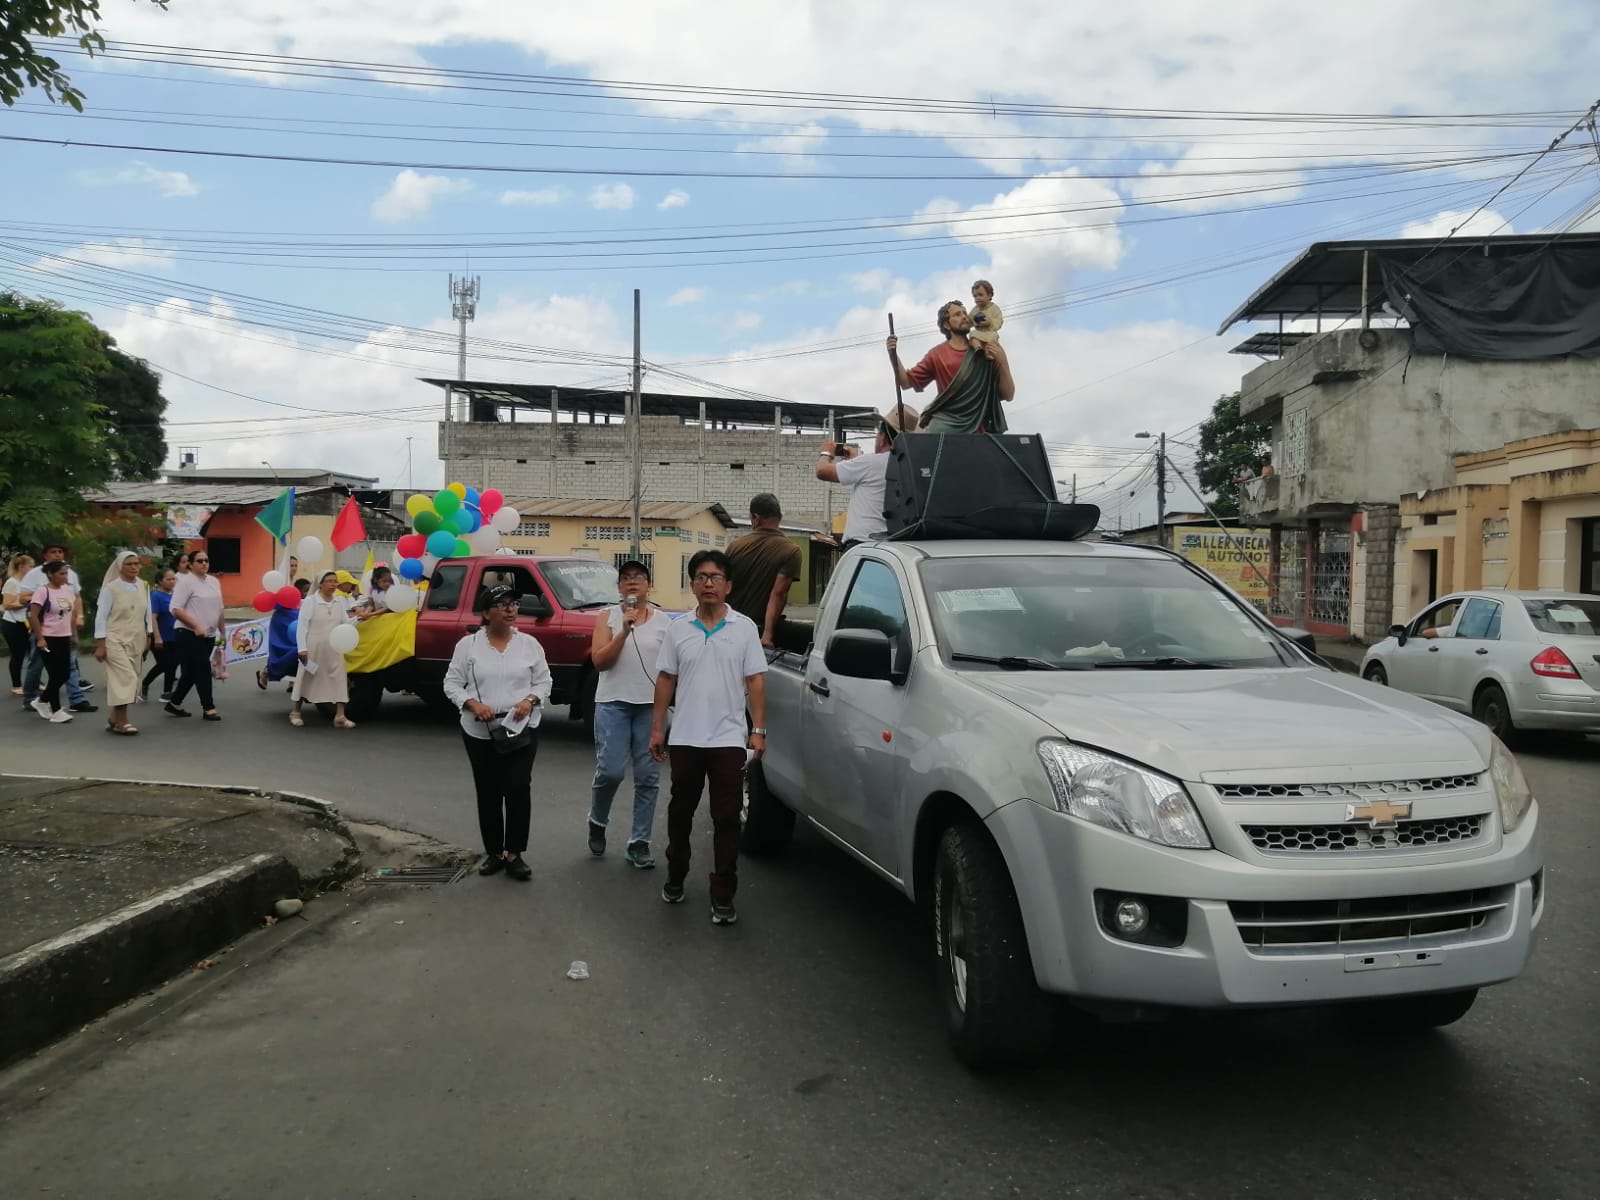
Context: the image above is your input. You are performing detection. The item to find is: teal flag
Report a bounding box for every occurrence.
[255,487,295,544]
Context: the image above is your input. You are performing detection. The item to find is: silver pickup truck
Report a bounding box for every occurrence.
[750,537,1544,1069]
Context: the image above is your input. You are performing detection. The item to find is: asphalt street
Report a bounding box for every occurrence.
[1,666,1596,1198]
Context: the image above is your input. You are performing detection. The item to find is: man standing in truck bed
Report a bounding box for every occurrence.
[725,493,802,649]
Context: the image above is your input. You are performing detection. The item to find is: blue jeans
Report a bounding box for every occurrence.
[22,641,86,707]
[588,701,660,847]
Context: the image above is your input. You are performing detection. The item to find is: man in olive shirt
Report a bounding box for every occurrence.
[725,493,802,648]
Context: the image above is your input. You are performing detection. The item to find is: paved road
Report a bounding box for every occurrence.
[1,672,1596,1198]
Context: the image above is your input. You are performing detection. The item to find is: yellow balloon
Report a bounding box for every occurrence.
[447,482,467,499]
[405,493,430,516]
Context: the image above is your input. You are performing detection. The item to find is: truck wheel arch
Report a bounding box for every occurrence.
[911,791,984,906]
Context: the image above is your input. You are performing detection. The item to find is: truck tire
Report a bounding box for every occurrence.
[572,669,598,739]
[740,759,795,857]
[1341,988,1478,1031]
[346,674,383,723]
[933,823,1055,1069]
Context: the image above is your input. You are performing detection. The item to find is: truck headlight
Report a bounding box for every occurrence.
[1036,741,1211,849]
[1489,737,1534,832]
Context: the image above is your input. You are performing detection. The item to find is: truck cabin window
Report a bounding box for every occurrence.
[920,555,1291,670]
[427,563,468,611]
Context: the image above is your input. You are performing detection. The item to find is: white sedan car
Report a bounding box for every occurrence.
[1361,590,1600,740]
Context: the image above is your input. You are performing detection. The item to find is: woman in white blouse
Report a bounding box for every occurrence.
[94,550,156,735]
[443,584,553,882]
[291,570,359,728]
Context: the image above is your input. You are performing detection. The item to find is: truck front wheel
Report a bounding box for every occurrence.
[740,759,795,857]
[933,823,1055,1069]
[346,674,383,723]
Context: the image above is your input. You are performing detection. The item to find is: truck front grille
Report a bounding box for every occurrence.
[1214,774,1480,800]
[1230,886,1511,953]
[1242,814,1488,853]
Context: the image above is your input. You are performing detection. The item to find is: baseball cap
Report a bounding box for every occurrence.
[616,558,652,580]
[881,403,921,433]
[483,584,520,609]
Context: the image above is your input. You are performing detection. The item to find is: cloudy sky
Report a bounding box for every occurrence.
[3,0,1595,528]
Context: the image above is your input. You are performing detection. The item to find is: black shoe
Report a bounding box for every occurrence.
[711,899,738,926]
[661,880,685,904]
[587,821,606,857]
[80,681,95,692]
[505,855,532,882]
[478,856,505,876]
[70,702,98,713]
[164,702,191,718]
[626,841,656,869]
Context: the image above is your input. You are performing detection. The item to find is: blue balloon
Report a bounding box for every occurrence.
[449,508,473,535]
[465,507,482,533]
[398,557,425,581]
[425,530,457,558]
[463,486,480,507]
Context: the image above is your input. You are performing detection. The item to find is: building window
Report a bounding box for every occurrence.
[1282,409,1307,476]
[697,531,711,545]
[730,462,745,471]
[584,524,629,541]
[205,537,241,574]
[1272,530,1304,622]
[615,552,654,577]
[1310,527,1351,627]
[515,521,551,537]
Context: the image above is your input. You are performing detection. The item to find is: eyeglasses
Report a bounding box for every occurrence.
[692,573,727,584]
[191,557,209,563]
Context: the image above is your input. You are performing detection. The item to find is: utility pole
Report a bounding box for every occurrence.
[1136,430,1168,545]
[1071,473,1077,503]
[405,437,413,489]
[630,288,643,557]
[449,274,480,387]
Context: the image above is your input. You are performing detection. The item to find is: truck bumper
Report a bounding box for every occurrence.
[983,800,1544,1009]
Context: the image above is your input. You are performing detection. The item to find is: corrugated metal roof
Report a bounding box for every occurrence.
[504,499,735,526]
[85,483,330,506]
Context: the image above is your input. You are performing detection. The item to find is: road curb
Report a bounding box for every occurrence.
[0,853,298,1068]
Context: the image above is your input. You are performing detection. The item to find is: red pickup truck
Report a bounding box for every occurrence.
[346,555,620,727]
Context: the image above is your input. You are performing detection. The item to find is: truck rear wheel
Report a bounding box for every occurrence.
[571,669,598,740]
[740,759,795,857]
[1341,988,1478,1031]
[933,823,1054,1069]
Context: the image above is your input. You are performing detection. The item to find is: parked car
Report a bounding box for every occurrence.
[346,555,620,726]
[1360,590,1600,740]
[748,539,1544,1069]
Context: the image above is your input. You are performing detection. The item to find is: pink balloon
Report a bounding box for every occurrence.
[480,488,504,517]
[275,585,303,610]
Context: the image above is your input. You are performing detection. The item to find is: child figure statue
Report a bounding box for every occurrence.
[967,279,1003,349]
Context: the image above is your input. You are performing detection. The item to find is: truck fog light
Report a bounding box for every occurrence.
[1113,897,1150,936]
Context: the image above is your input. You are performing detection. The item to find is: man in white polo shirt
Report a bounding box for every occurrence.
[649,548,768,926]
[814,402,920,552]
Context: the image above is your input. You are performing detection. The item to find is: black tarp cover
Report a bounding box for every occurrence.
[1377,244,1600,359]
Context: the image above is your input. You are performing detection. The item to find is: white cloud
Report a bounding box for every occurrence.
[730,311,763,331]
[371,170,472,222]
[736,122,828,169]
[75,161,199,198]
[588,183,637,211]
[666,287,707,307]
[1399,208,1514,239]
[847,269,896,295]
[657,189,691,210]
[499,187,565,206]
[28,238,176,274]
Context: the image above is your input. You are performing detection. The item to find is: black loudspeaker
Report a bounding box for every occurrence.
[883,433,1099,541]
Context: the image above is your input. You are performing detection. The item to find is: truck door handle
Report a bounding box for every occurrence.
[808,679,830,698]
[1475,648,1489,655]
[1427,645,1439,652]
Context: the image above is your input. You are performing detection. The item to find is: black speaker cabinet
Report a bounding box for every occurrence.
[883,433,1099,540]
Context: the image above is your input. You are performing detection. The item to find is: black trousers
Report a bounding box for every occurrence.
[40,635,72,709]
[462,729,538,856]
[142,641,179,696]
[3,620,29,687]
[168,630,216,710]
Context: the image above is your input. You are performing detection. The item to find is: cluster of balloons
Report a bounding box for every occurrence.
[396,483,521,581]
[250,534,328,613]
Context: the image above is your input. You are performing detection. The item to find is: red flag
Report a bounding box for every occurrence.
[330,496,366,552]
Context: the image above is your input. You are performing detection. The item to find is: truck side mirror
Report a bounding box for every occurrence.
[1279,626,1318,655]
[824,628,894,682]
[1390,623,1408,647]
[519,593,552,619]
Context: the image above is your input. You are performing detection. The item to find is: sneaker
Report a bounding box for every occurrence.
[158,691,172,702]
[477,855,505,876]
[80,681,95,692]
[661,880,685,904]
[625,842,656,869]
[505,856,532,882]
[31,698,52,720]
[711,899,738,926]
[70,702,98,714]
[587,821,606,858]
[49,709,74,724]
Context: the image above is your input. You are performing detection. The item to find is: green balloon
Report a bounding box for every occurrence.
[414,510,442,536]
[453,537,472,558]
[433,489,461,517]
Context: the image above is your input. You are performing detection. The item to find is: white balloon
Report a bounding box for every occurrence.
[490,506,520,534]
[261,570,286,592]
[467,527,501,554]
[420,554,439,577]
[295,536,323,563]
[328,624,360,654]
[384,584,418,612]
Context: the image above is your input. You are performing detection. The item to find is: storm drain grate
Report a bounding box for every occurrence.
[364,865,468,886]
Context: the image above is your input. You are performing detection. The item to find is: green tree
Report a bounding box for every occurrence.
[99,346,167,480]
[2,1,170,110]
[1194,391,1271,519]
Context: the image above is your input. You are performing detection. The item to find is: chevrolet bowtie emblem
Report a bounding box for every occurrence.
[1346,798,1413,827]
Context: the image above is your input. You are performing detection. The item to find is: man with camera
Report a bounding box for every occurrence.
[814,403,920,552]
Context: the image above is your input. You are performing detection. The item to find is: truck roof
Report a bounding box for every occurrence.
[863,538,1171,563]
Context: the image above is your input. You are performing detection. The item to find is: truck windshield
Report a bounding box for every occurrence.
[539,560,623,609]
[920,554,1291,670]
